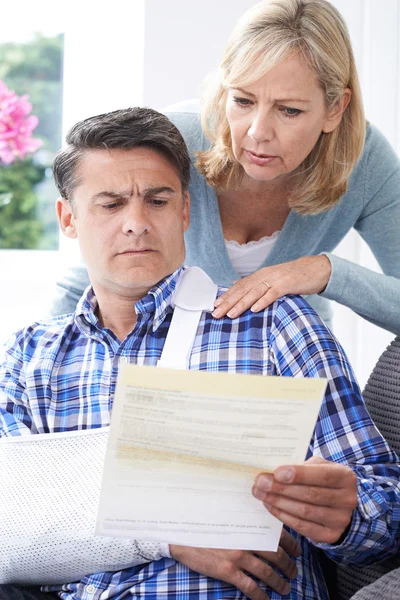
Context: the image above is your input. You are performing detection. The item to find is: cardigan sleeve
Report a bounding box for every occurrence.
[320,125,400,334]
[321,254,400,334]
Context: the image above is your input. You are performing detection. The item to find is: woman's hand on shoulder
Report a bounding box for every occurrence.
[212,255,331,319]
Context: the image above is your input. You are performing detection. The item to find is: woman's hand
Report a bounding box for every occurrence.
[212,255,331,319]
[169,528,301,600]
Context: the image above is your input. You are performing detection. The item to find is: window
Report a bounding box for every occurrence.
[0,12,64,341]
[0,31,63,249]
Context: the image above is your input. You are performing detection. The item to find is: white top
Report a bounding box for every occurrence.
[225,232,281,278]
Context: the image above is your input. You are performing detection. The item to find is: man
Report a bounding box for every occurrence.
[0,107,399,600]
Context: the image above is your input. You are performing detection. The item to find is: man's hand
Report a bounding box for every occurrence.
[169,529,301,600]
[252,457,358,545]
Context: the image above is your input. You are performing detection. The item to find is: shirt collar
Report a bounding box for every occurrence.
[74,266,185,336]
[135,265,185,331]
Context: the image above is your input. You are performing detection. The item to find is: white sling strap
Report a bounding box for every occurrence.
[158,266,218,369]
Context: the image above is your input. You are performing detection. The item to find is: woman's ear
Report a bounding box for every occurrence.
[56,197,77,239]
[322,88,352,133]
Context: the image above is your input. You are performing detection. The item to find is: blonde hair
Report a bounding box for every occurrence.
[197,0,366,215]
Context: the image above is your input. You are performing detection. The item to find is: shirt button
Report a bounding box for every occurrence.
[119,357,129,364]
[86,584,96,594]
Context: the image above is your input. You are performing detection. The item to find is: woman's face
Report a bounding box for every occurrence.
[225,53,348,186]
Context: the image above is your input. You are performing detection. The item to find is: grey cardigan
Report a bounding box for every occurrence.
[50,111,400,334]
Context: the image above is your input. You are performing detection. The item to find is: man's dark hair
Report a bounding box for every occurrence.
[53,107,191,201]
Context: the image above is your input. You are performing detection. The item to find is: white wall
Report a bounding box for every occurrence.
[144,0,257,109]
[0,251,63,342]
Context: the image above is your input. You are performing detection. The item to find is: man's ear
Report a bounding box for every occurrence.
[322,88,352,133]
[56,197,77,239]
[182,191,190,233]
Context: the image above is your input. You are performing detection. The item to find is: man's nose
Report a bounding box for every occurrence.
[122,203,151,236]
[248,110,274,143]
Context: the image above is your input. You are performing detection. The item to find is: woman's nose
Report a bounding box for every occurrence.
[248,112,274,143]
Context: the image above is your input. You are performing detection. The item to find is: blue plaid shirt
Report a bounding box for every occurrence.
[1,267,400,600]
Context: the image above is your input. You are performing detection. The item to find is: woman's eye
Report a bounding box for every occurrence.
[279,106,302,118]
[233,96,253,107]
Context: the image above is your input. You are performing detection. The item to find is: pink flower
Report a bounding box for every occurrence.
[0,80,42,165]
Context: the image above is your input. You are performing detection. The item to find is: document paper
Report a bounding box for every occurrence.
[96,365,327,551]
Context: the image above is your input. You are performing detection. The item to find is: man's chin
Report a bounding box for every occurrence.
[113,267,176,291]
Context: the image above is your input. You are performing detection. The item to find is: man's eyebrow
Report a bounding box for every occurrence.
[91,190,129,202]
[90,187,176,202]
[143,186,176,197]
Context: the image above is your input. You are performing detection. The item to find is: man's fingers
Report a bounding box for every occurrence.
[256,546,298,580]
[240,553,290,596]
[306,456,326,465]
[263,504,346,545]
[254,479,356,508]
[279,528,302,558]
[271,462,355,488]
[169,546,294,598]
[232,570,272,600]
[262,494,352,531]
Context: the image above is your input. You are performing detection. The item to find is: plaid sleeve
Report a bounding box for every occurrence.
[0,331,35,436]
[269,295,400,565]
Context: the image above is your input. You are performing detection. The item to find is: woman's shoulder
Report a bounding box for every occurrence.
[361,122,400,173]
[347,122,400,200]
[163,99,210,154]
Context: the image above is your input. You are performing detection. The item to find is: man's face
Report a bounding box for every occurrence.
[58,147,190,299]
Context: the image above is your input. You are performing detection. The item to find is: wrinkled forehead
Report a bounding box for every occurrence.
[74,147,182,191]
[77,146,177,172]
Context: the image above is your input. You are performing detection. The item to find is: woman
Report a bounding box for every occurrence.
[51,0,400,333]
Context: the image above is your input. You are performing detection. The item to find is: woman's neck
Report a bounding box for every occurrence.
[217,177,291,244]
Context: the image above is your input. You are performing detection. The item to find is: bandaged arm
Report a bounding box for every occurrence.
[0,427,171,585]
